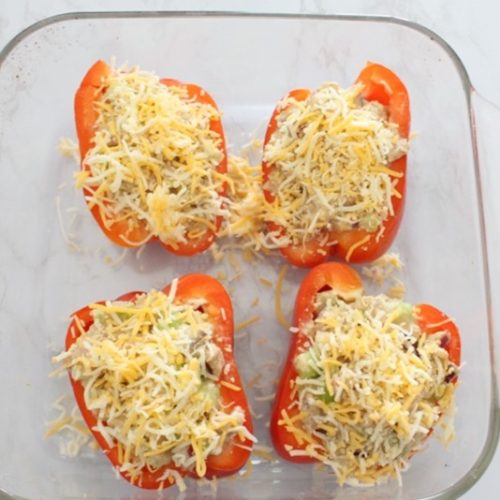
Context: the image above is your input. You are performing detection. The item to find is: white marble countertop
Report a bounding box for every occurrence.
[0,0,498,498]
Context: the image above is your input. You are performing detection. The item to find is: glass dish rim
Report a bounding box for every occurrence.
[0,10,498,500]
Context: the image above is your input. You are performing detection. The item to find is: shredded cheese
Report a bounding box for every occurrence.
[53,287,255,484]
[254,393,275,402]
[218,155,286,253]
[253,445,275,462]
[62,79,409,261]
[216,270,227,281]
[227,252,241,272]
[103,248,129,268]
[220,380,242,392]
[259,277,273,287]
[45,395,95,457]
[284,290,459,486]
[362,253,403,286]
[423,318,455,329]
[247,373,262,388]
[235,315,261,332]
[239,459,254,480]
[79,63,225,247]
[387,279,406,299]
[345,235,371,262]
[157,468,187,492]
[55,195,81,252]
[58,137,80,162]
[263,83,409,246]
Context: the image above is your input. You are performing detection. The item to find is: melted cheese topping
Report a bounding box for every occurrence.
[78,65,225,247]
[263,83,409,246]
[54,286,255,484]
[281,291,458,486]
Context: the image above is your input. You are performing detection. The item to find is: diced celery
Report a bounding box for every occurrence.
[318,388,334,404]
[394,302,413,324]
[360,215,381,232]
[199,381,220,406]
[294,350,319,379]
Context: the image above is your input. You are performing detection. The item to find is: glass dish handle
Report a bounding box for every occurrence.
[472,90,500,408]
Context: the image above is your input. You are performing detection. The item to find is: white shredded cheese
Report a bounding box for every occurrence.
[58,137,80,162]
[218,155,287,252]
[53,288,255,484]
[263,83,408,246]
[362,253,403,286]
[45,395,96,457]
[281,291,458,486]
[79,64,225,247]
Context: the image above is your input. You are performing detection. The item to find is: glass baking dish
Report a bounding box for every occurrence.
[0,11,498,500]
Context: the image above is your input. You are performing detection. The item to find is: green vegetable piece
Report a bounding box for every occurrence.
[394,302,413,324]
[199,381,220,406]
[158,318,183,330]
[294,350,319,379]
[117,312,132,321]
[318,388,335,404]
[360,215,381,232]
[388,434,400,447]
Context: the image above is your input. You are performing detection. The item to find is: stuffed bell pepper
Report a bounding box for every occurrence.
[262,63,410,267]
[54,274,254,490]
[271,263,460,486]
[74,60,227,256]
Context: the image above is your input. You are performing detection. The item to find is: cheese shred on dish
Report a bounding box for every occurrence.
[263,83,409,246]
[77,65,225,247]
[53,286,254,484]
[280,290,458,486]
[220,155,284,251]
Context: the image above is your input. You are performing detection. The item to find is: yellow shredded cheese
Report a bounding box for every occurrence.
[216,270,227,281]
[251,296,260,308]
[259,277,273,287]
[218,155,286,252]
[362,253,403,286]
[345,235,371,262]
[240,459,254,480]
[423,318,455,329]
[285,290,459,486]
[247,373,262,388]
[53,286,256,484]
[227,252,241,272]
[102,248,129,268]
[263,83,409,246]
[45,395,95,457]
[254,393,275,402]
[220,380,242,392]
[55,195,81,253]
[157,468,187,492]
[252,445,276,462]
[235,315,261,332]
[387,279,406,299]
[58,137,80,162]
[79,63,225,247]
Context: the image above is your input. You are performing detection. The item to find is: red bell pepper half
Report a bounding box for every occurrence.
[262,63,410,267]
[65,274,253,489]
[74,60,227,256]
[270,262,461,463]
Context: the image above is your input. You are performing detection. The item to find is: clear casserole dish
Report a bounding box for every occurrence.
[0,11,498,500]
